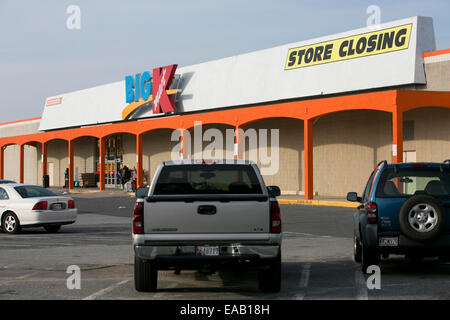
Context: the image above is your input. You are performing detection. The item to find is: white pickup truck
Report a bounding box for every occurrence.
[132,159,282,293]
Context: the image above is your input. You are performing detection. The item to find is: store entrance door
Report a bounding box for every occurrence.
[105,160,119,188]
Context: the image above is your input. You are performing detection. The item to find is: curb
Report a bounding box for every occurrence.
[67,189,102,194]
[278,199,358,208]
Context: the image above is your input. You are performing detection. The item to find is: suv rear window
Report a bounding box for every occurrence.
[154,164,263,195]
[376,167,450,197]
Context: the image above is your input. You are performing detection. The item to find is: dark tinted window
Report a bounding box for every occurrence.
[362,170,376,201]
[376,167,450,197]
[14,186,56,198]
[0,188,9,200]
[154,165,263,195]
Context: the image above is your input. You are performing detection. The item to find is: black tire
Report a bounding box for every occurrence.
[258,256,281,293]
[361,243,379,273]
[398,195,446,242]
[134,256,157,292]
[44,225,61,233]
[2,212,21,234]
[354,233,362,263]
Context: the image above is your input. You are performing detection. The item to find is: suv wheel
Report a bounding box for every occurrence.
[398,195,446,241]
[258,256,281,293]
[354,233,362,263]
[361,243,380,273]
[134,256,157,292]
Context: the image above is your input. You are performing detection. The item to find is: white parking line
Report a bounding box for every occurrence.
[294,262,311,300]
[354,269,368,300]
[283,231,331,238]
[82,279,131,300]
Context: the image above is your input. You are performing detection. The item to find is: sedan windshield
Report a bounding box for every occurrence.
[14,186,56,198]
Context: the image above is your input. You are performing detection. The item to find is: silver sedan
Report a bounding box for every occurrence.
[0,184,77,234]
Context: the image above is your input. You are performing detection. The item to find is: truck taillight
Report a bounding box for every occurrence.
[367,202,378,224]
[32,201,48,210]
[68,200,75,209]
[133,202,144,234]
[270,201,281,233]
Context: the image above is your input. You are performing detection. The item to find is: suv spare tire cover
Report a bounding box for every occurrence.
[398,195,446,241]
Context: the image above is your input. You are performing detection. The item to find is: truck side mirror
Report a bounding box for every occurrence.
[267,186,281,197]
[136,187,149,199]
[347,192,361,202]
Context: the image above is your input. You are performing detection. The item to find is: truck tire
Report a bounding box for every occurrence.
[258,256,281,293]
[361,243,379,273]
[134,256,157,292]
[354,232,362,263]
[398,195,446,242]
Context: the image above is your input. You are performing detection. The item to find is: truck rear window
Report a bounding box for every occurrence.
[153,164,263,195]
[376,167,450,197]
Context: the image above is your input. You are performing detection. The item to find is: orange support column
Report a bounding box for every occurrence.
[0,146,4,180]
[42,142,47,178]
[19,144,24,183]
[304,119,314,200]
[180,129,184,160]
[99,137,106,190]
[392,109,404,163]
[68,140,74,189]
[235,125,244,160]
[136,134,143,188]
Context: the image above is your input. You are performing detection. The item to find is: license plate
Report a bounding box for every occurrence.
[379,237,398,247]
[196,246,219,256]
[51,203,64,210]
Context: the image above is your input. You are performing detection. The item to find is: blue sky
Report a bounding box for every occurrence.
[1,0,449,123]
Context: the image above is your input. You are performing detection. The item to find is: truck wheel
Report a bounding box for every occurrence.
[258,257,281,293]
[398,195,446,241]
[361,244,379,273]
[354,233,362,263]
[2,212,21,234]
[134,256,157,292]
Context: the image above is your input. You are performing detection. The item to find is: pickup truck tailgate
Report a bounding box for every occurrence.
[144,200,270,234]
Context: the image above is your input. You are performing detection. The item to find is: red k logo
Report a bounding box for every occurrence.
[152,64,178,114]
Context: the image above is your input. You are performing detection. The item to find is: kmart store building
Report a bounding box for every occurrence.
[1,16,449,199]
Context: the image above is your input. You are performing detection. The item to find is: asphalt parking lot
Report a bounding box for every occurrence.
[1,191,450,300]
